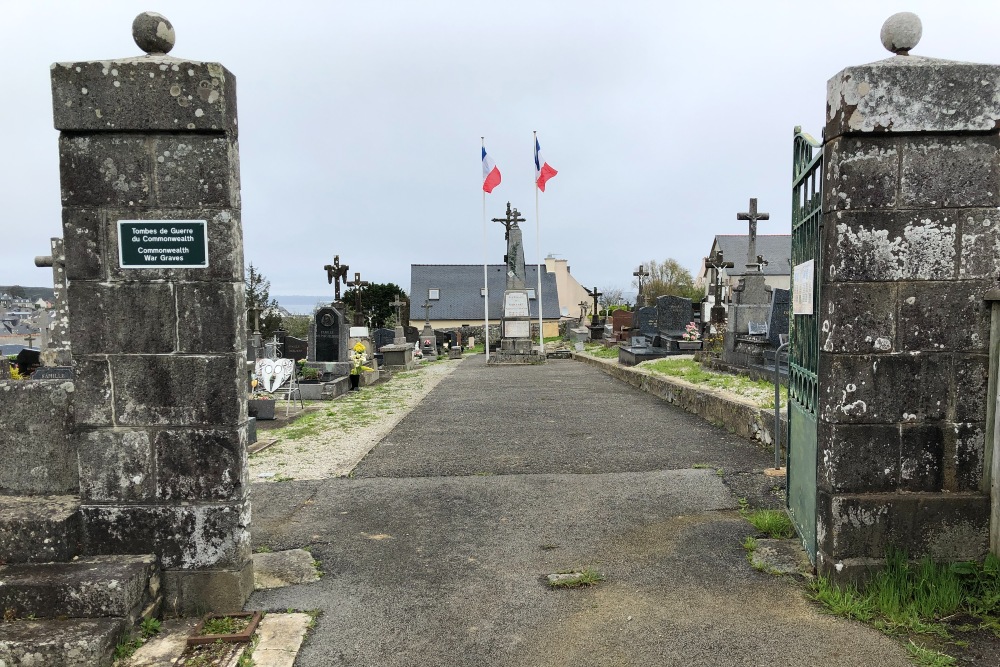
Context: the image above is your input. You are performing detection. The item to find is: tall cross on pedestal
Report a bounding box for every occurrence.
[421,299,434,324]
[345,272,371,326]
[491,202,526,241]
[323,255,350,302]
[390,296,407,324]
[632,264,650,307]
[736,198,770,272]
[578,301,589,322]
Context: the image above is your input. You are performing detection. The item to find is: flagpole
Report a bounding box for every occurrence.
[534,131,543,351]
[482,138,490,357]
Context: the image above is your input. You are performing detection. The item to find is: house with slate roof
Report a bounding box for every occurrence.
[410,264,562,337]
[700,234,792,305]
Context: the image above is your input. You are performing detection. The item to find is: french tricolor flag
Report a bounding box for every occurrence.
[534,136,558,192]
[482,144,501,194]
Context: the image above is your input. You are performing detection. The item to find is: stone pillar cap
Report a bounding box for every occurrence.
[132,12,175,55]
[826,14,1000,138]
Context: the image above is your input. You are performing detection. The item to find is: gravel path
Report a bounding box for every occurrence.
[249,359,462,482]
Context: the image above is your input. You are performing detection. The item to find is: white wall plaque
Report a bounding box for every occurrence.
[504,291,530,318]
[792,259,814,315]
[504,320,530,338]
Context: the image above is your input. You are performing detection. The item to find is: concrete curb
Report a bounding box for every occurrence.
[572,352,787,454]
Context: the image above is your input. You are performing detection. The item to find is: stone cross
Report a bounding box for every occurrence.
[579,301,589,322]
[755,254,769,273]
[736,198,769,271]
[705,250,735,305]
[24,333,36,348]
[390,297,407,324]
[345,271,370,326]
[491,201,526,241]
[632,264,650,307]
[587,287,603,325]
[323,254,350,302]
[421,299,434,324]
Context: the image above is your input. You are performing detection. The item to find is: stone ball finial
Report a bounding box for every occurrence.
[880,12,922,55]
[132,12,175,55]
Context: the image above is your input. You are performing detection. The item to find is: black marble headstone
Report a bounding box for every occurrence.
[656,295,692,339]
[404,326,420,344]
[636,306,658,339]
[767,288,791,348]
[314,306,342,362]
[372,328,395,351]
[284,335,308,361]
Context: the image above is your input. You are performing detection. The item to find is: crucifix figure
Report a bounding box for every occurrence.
[736,198,770,272]
[632,264,650,308]
[390,296,407,325]
[323,255,350,302]
[578,301,590,322]
[345,271,371,326]
[421,299,434,324]
[587,286,603,325]
[705,250,735,325]
[755,254,769,273]
[491,202,526,242]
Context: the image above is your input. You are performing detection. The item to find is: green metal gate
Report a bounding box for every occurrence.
[788,127,823,563]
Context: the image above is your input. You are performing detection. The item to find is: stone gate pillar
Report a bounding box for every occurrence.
[817,13,1000,577]
[51,13,250,612]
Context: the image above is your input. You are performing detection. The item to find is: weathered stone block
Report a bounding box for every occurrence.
[818,283,895,353]
[154,427,247,501]
[59,134,152,207]
[0,380,76,494]
[71,357,114,427]
[959,210,1000,279]
[108,354,246,426]
[68,282,177,354]
[826,57,1000,138]
[822,137,899,211]
[51,58,238,135]
[0,495,81,564]
[817,491,988,562]
[80,501,250,569]
[77,428,154,502]
[153,135,239,208]
[162,560,254,616]
[61,207,104,281]
[900,136,1000,209]
[899,423,944,492]
[951,354,989,422]
[176,282,245,354]
[943,423,985,493]
[897,280,991,352]
[818,423,899,493]
[823,210,958,282]
[819,353,948,424]
[104,208,243,283]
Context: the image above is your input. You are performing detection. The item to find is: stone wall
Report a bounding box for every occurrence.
[815,28,1000,576]
[0,380,75,495]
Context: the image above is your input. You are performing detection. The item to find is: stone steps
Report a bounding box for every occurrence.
[0,616,125,667]
[0,494,81,563]
[0,554,159,624]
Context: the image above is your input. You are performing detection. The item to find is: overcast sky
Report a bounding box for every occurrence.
[3,1,999,302]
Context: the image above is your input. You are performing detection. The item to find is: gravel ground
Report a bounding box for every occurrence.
[248,359,461,482]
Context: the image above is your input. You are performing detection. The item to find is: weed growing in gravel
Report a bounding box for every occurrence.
[745,510,795,539]
[548,568,605,588]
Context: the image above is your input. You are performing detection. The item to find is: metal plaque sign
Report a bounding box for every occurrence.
[792,259,814,315]
[118,220,208,268]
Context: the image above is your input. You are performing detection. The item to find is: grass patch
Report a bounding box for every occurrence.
[809,551,1000,663]
[642,358,787,409]
[583,343,619,359]
[548,568,605,588]
[201,615,251,636]
[745,509,795,539]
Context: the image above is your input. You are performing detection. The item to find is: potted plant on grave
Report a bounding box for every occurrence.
[247,377,276,420]
[297,359,320,384]
[677,321,703,350]
[349,342,373,391]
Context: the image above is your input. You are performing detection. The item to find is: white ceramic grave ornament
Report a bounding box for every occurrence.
[256,358,295,393]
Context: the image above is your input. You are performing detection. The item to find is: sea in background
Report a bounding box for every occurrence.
[274,294,328,316]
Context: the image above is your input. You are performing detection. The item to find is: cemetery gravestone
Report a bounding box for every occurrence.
[373,328,396,352]
[283,335,308,362]
[636,306,658,342]
[766,288,790,348]
[312,306,345,362]
[656,295,692,339]
[404,326,420,344]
